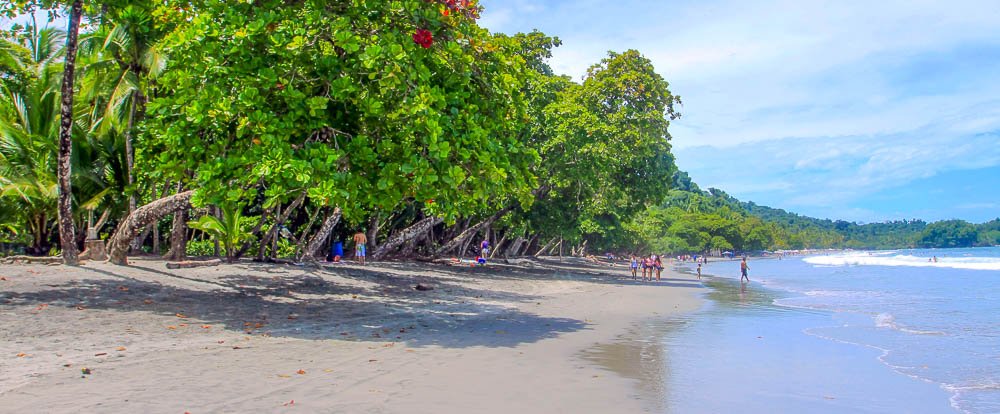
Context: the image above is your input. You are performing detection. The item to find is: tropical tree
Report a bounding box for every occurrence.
[0,25,65,254]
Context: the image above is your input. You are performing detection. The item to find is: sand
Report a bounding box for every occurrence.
[0,257,703,413]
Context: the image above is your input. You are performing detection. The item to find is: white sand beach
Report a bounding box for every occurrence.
[0,257,703,413]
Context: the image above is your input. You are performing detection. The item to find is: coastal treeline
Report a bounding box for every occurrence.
[1,0,681,262]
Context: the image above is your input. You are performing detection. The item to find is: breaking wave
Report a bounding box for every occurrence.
[804,252,1000,271]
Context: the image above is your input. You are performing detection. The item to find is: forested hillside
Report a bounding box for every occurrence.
[633,174,1000,253]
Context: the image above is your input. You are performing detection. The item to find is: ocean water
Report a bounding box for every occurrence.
[652,247,1000,413]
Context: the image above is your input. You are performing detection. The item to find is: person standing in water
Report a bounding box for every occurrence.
[697,263,702,279]
[740,257,750,282]
[353,230,368,265]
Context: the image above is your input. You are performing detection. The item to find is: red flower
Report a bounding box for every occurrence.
[413,29,433,48]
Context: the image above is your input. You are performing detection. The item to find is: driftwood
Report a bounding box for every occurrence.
[2,255,64,264]
[165,258,223,269]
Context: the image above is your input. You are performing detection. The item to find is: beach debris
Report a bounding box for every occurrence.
[0,276,7,281]
[414,283,434,291]
[179,323,188,327]
[116,346,127,351]
[167,325,178,330]
[368,359,378,362]
[323,369,334,373]
[76,305,86,310]
[297,369,306,375]
[143,299,153,305]
[166,259,222,269]
[117,286,129,292]
[283,400,295,406]
[287,314,298,320]
[16,352,27,357]
[176,313,188,319]
[202,325,212,329]
[81,368,91,375]
[277,374,291,378]
[94,352,108,357]
[218,340,225,344]
[36,303,49,311]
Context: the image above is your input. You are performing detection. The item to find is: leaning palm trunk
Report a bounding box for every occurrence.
[299,207,342,262]
[372,216,443,260]
[108,191,194,265]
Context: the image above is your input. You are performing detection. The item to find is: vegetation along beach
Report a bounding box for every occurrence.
[2,0,998,412]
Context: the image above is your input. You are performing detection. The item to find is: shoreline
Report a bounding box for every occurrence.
[0,257,704,413]
[657,259,959,413]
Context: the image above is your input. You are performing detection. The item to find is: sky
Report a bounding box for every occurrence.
[478,0,1000,223]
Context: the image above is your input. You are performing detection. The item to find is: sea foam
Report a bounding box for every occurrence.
[805,252,1000,271]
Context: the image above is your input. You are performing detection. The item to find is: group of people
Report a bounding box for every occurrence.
[629,254,664,281]
[328,230,368,265]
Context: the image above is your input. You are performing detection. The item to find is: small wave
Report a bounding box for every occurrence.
[805,253,1000,271]
[944,380,1000,392]
[874,313,946,336]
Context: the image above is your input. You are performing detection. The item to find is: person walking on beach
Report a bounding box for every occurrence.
[630,255,639,280]
[740,257,750,282]
[697,263,702,279]
[642,255,653,281]
[353,230,368,265]
[654,255,663,281]
[481,238,490,258]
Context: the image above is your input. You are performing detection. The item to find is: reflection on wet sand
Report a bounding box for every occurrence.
[582,318,688,412]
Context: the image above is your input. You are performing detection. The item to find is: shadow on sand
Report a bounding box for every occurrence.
[0,259,659,349]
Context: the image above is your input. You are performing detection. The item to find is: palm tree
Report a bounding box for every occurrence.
[0,23,118,256]
[0,25,65,254]
[79,4,166,215]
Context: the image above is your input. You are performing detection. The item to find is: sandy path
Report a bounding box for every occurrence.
[0,257,702,413]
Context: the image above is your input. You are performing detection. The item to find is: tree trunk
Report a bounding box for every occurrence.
[235,207,271,259]
[366,213,380,252]
[152,222,160,255]
[300,207,341,262]
[258,192,305,261]
[490,230,508,259]
[505,237,524,257]
[535,237,558,257]
[372,216,443,260]
[108,191,195,265]
[291,206,322,259]
[435,206,514,256]
[126,97,137,215]
[523,234,540,256]
[56,0,84,265]
[163,207,188,261]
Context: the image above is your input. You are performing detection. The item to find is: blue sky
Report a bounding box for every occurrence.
[479,0,1000,223]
